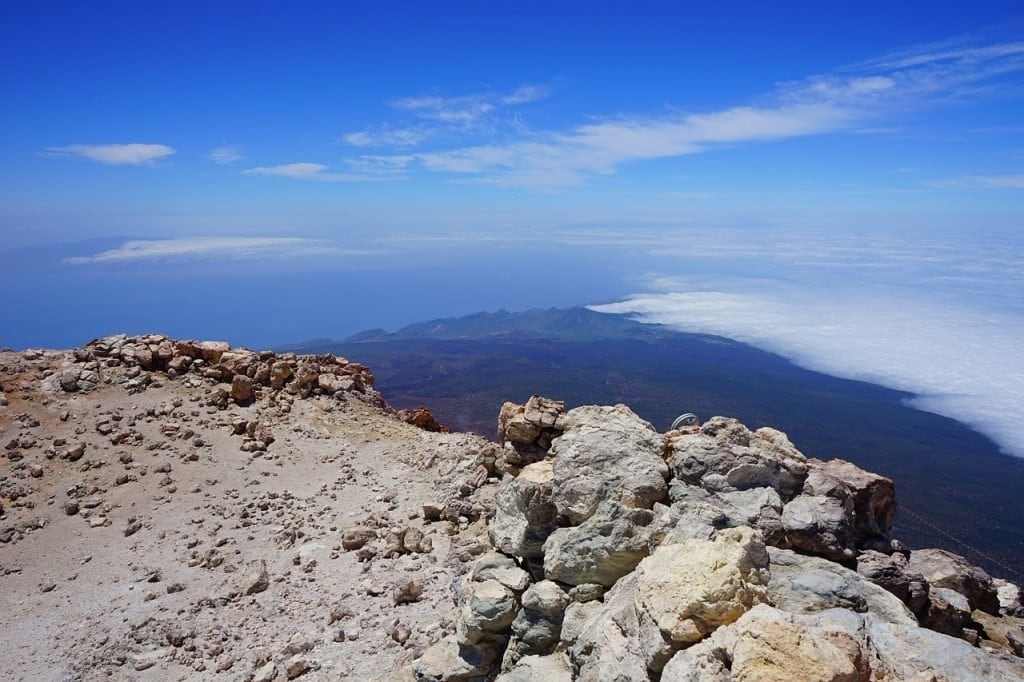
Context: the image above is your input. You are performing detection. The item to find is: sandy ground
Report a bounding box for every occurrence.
[0,348,500,681]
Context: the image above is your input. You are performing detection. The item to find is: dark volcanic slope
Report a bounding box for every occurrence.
[294,307,1024,582]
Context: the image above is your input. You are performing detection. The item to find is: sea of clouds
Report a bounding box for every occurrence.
[589,226,1024,459]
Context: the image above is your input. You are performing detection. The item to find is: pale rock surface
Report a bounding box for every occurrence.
[662,604,869,682]
[409,634,498,682]
[456,579,519,645]
[550,404,668,524]
[908,547,1001,615]
[855,549,931,619]
[667,417,808,500]
[635,526,770,644]
[664,603,1024,682]
[495,651,573,682]
[803,457,895,546]
[488,460,558,558]
[781,494,856,562]
[543,500,658,586]
[767,547,916,625]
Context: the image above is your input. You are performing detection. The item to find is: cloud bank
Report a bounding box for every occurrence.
[589,227,1024,459]
[44,143,176,165]
[63,237,370,264]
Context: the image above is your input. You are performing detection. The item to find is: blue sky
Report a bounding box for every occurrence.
[1,1,1023,248]
[2,2,1024,457]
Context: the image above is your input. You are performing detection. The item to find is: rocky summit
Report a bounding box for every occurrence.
[1,339,1023,681]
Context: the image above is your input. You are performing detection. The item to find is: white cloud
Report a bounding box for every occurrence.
[341,127,427,148]
[209,145,244,164]
[588,226,1024,458]
[387,83,549,127]
[241,162,386,182]
[355,38,1024,187]
[933,173,1024,189]
[63,237,372,264]
[501,84,549,105]
[44,143,175,165]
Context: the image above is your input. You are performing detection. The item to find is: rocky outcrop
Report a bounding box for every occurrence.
[44,333,379,408]
[397,406,450,432]
[542,501,658,587]
[907,547,1002,615]
[489,460,558,559]
[550,404,668,524]
[667,417,808,499]
[497,395,565,470]
[405,396,1024,681]
[663,603,1024,682]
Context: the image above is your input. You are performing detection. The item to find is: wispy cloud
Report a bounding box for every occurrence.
[347,39,1024,187]
[341,127,427,148]
[43,143,175,165]
[932,173,1024,189]
[241,162,388,182]
[64,237,373,264]
[209,145,244,165]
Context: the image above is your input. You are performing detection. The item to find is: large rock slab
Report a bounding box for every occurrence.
[543,500,657,587]
[662,604,869,682]
[767,547,916,625]
[663,604,1024,682]
[665,483,784,546]
[635,526,771,644]
[907,548,1001,615]
[408,634,500,682]
[667,418,808,500]
[569,526,772,678]
[803,458,896,547]
[550,404,668,524]
[781,494,856,562]
[495,652,572,682]
[489,460,558,559]
[856,549,930,619]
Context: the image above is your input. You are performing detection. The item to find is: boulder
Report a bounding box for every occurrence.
[907,548,1001,615]
[469,552,531,592]
[456,579,519,645]
[667,418,808,500]
[502,580,571,669]
[856,549,930,619]
[664,603,1024,682]
[543,500,657,587]
[635,526,770,644]
[665,484,784,546]
[489,461,558,559]
[767,547,916,625]
[569,573,671,680]
[409,634,499,682]
[995,577,1024,617]
[230,375,254,403]
[495,652,572,682]
[866,611,1024,680]
[550,404,668,524]
[921,586,973,637]
[498,395,565,447]
[781,494,856,562]
[803,458,896,546]
[662,604,869,682]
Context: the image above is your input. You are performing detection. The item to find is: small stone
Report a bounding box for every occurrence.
[241,560,269,595]
[393,579,424,605]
